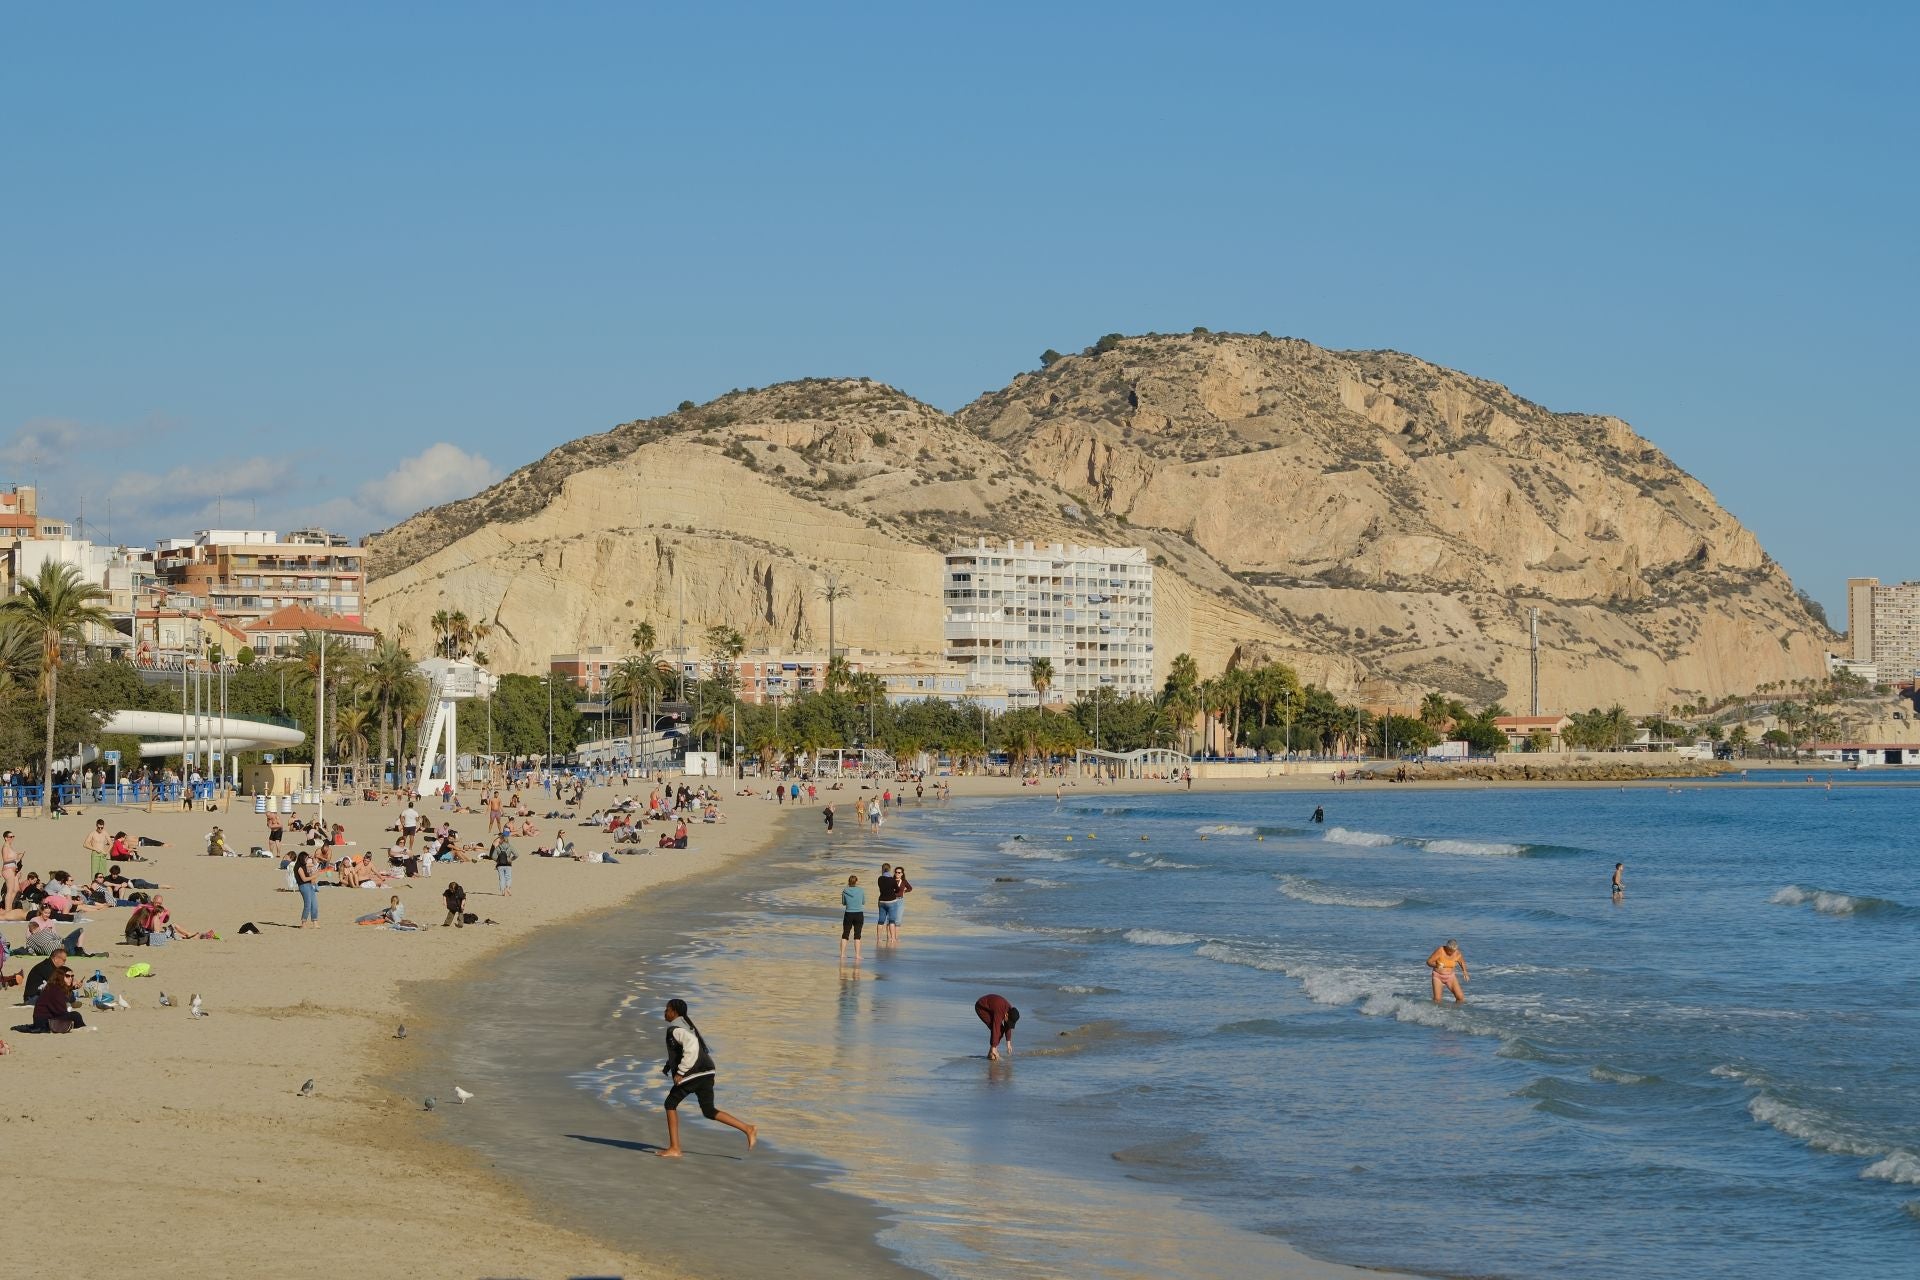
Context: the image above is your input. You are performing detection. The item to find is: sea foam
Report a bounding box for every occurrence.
[1322,827,1395,847]
[1276,876,1405,910]
[1422,837,1529,857]
[1769,884,1907,916]
[1196,823,1255,836]
[1123,928,1199,947]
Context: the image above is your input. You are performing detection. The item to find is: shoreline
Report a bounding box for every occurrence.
[4,766,1887,1278]
[424,786,1414,1280]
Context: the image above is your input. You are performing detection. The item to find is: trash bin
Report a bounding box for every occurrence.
[279,795,294,814]
[255,794,268,814]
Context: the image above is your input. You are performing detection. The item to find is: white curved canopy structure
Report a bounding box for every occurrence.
[100,709,306,759]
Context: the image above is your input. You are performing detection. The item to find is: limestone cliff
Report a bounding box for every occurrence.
[366,335,1831,711]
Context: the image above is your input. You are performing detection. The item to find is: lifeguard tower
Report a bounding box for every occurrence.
[415,658,485,789]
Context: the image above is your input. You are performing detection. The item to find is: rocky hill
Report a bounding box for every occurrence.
[364,334,1832,710]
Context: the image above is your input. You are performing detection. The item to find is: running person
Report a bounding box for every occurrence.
[839,874,865,963]
[1426,939,1468,1004]
[658,998,756,1158]
[975,993,1020,1061]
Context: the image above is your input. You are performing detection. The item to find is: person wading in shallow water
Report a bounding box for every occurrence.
[658,998,756,1158]
[1426,939,1469,1004]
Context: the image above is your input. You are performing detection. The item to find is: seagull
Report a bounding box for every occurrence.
[115,995,132,1010]
[423,1097,437,1111]
[453,1086,474,1104]
[394,1025,407,1040]
[299,1079,315,1097]
[189,994,205,1018]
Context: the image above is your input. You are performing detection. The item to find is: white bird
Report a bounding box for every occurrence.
[453,1086,474,1104]
[298,1079,315,1097]
[115,995,132,1011]
[189,994,206,1018]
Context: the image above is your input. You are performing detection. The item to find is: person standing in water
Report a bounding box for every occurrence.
[1311,806,1325,824]
[975,993,1020,1061]
[839,874,865,964]
[1427,939,1468,1004]
[1611,863,1625,897]
[821,803,835,836]
[658,998,756,1158]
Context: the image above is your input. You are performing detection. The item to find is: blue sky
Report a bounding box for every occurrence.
[3,2,1913,621]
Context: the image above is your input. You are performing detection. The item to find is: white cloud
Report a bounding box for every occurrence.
[3,417,502,548]
[356,442,500,520]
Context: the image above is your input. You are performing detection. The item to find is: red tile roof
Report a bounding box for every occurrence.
[242,604,374,636]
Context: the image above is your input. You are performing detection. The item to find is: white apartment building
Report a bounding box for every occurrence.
[943,539,1154,702]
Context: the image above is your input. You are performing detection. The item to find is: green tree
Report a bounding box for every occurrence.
[1161,653,1201,755]
[1039,348,1063,367]
[1,562,112,806]
[1028,656,1054,705]
[630,621,658,658]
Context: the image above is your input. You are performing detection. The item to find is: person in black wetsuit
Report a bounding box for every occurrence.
[1311,806,1325,824]
[658,998,757,1158]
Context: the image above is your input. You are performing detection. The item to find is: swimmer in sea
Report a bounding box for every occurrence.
[1426,939,1468,1004]
[1311,806,1325,824]
[1611,863,1624,897]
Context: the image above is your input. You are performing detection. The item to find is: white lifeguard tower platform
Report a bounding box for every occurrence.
[416,658,492,788]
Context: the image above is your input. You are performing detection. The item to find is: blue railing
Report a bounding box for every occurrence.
[0,781,226,809]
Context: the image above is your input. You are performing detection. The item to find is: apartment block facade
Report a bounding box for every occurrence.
[942,539,1154,702]
[153,528,365,624]
[1843,577,1920,683]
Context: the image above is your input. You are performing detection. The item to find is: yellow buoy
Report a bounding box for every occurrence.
[1088,832,1096,839]
[1066,835,1073,841]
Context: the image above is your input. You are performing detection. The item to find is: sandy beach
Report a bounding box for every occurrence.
[0,765,1890,1279]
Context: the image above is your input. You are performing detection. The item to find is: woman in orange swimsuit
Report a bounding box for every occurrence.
[1427,939,1468,1004]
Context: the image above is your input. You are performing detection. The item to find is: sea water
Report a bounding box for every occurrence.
[578,784,1919,1279]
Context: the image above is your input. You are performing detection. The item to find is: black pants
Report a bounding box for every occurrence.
[664,1075,718,1118]
[841,912,864,939]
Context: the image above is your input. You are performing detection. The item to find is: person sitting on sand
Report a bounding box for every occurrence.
[1427,939,1469,1004]
[23,905,89,957]
[43,871,88,916]
[31,957,84,1032]
[206,827,229,857]
[357,894,407,926]
[0,933,22,993]
[107,831,154,862]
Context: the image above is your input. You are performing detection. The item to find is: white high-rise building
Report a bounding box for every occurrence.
[943,539,1154,703]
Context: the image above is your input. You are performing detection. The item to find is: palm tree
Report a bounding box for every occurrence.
[359,639,420,783]
[608,656,658,767]
[430,609,453,658]
[630,621,658,658]
[1161,653,1201,756]
[333,701,373,789]
[2,562,111,811]
[693,700,734,754]
[1029,656,1054,707]
[0,616,39,690]
[816,574,850,665]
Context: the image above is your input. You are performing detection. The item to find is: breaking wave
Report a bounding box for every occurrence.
[1196,823,1255,836]
[1769,885,1910,917]
[1122,928,1199,947]
[1322,827,1395,847]
[1422,837,1529,857]
[997,838,1068,862]
[1276,876,1406,910]
[1193,943,1501,1037]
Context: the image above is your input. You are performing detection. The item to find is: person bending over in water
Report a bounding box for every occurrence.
[975,993,1020,1061]
[1427,939,1468,1004]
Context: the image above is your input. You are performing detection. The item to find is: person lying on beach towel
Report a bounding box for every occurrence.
[102,868,167,899]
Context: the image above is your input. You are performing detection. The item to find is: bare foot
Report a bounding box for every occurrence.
[745,1125,757,1151]
[657,1148,683,1159]
[988,1049,999,1061]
